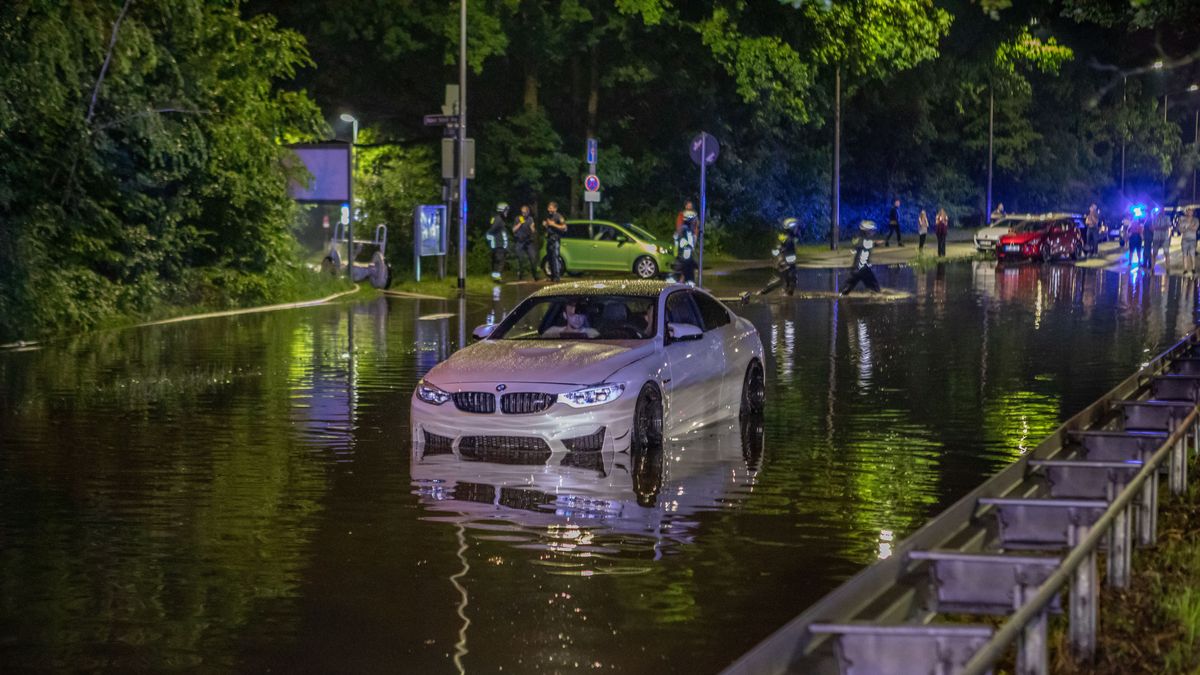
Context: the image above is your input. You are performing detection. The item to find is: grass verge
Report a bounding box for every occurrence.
[1050,480,1200,674]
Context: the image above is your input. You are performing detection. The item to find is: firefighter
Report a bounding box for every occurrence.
[840,221,882,295]
[487,203,510,281]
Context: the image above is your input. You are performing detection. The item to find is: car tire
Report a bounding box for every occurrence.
[633,256,659,279]
[541,256,567,279]
[631,383,663,451]
[740,360,765,416]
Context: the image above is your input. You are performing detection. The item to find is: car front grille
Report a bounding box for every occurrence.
[562,426,606,452]
[458,435,552,464]
[453,392,496,414]
[422,431,455,455]
[500,392,557,414]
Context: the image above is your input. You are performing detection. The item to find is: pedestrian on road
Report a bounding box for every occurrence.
[1151,208,1174,272]
[1085,203,1100,256]
[840,221,882,295]
[1180,207,1199,276]
[884,199,903,247]
[935,208,950,257]
[1137,213,1156,269]
[1127,217,1143,267]
[511,205,540,281]
[543,201,567,282]
[991,202,1006,223]
[487,203,510,282]
[917,209,929,252]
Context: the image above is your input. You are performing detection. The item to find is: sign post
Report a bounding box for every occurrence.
[586,138,598,219]
[690,132,719,287]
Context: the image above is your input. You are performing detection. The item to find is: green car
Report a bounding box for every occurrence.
[541,220,674,279]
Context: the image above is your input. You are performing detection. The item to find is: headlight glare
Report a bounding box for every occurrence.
[416,380,451,405]
[562,383,625,408]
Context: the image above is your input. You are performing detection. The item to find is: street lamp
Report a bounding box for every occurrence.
[340,113,359,282]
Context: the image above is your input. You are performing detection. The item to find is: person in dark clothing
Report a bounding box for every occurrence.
[487,203,510,281]
[1143,213,1157,271]
[751,217,801,297]
[935,208,949,257]
[543,201,567,282]
[884,199,903,246]
[840,221,883,294]
[510,205,539,280]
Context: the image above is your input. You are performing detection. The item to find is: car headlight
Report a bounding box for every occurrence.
[658,245,672,254]
[561,383,625,408]
[416,380,451,405]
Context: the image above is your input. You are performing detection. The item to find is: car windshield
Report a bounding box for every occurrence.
[1012,220,1049,233]
[623,223,657,241]
[490,294,658,340]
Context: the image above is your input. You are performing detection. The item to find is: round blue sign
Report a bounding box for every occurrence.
[584,174,601,192]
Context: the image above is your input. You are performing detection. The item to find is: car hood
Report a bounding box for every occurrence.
[424,339,656,387]
[976,226,1010,239]
[1000,232,1043,244]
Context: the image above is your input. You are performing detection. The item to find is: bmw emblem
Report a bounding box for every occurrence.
[496,384,507,392]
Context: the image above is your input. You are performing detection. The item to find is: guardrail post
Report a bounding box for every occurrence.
[1068,523,1097,660]
[1015,584,1048,675]
[1138,449,1158,547]
[1107,478,1132,589]
[1170,418,1185,496]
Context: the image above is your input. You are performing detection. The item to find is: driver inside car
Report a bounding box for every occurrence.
[541,300,599,338]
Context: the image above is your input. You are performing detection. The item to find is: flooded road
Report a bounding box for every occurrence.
[1,261,1196,673]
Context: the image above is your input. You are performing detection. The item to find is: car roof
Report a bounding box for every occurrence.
[565,219,622,227]
[530,279,692,299]
[1006,212,1083,221]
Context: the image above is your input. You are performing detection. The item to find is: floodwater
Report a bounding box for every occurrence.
[0,261,1195,673]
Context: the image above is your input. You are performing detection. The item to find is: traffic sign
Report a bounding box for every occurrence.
[584,191,601,203]
[587,138,598,165]
[584,174,601,192]
[424,114,460,127]
[689,132,720,167]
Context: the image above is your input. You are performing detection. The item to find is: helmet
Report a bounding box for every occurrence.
[859,220,878,234]
[778,217,799,233]
[496,202,509,213]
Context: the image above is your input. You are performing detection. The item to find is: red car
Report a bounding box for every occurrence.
[996,214,1084,263]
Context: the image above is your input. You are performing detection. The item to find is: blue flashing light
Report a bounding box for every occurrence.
[1131,203,1146,218]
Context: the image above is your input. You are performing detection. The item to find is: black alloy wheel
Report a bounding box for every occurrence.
[632,383,663,450]
[740,360,766,416]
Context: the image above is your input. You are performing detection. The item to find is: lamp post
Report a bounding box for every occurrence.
[340,113,358,282]
[987,85,994,224]
[456,0,468,295]
[1119,61,1165,194]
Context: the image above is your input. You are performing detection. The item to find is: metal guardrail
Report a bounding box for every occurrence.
[724,328,1200,675]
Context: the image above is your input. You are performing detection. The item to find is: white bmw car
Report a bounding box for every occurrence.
[410,280,765,463]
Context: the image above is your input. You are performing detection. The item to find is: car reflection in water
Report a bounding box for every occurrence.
[410,413,765,552]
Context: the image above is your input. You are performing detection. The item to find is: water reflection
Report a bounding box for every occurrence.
[411,415,765,555]
[0,262,1198,672]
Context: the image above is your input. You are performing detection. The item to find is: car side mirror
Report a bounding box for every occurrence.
[472,324,497,340]
[667,322,703,342]
[616,235,628,246]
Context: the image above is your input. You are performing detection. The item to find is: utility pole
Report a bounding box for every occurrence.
[456,0,468,295]
[340,114,359,283]
[831,65,841,251]
[1120,76,1127,193]
[1193,108,1198,201]
[986,86,994,224]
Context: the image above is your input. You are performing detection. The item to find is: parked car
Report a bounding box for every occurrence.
[411,280,766,462]
[996,213,1085,263]
[975,215,1024,253]
[541,220,675,279]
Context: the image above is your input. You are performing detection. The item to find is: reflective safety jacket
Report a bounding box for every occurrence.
[487,214,509,250]
[851,238,874,270]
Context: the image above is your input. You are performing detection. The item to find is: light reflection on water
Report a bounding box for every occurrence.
[0,261,1196,672]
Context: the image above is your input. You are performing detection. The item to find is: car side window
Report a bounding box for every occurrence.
[592,225,616,241]
[565,223,589,239]
[665,292,702,328]
[691,292,731,330]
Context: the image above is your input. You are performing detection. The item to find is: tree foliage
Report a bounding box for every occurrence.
[0,0,325,340]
